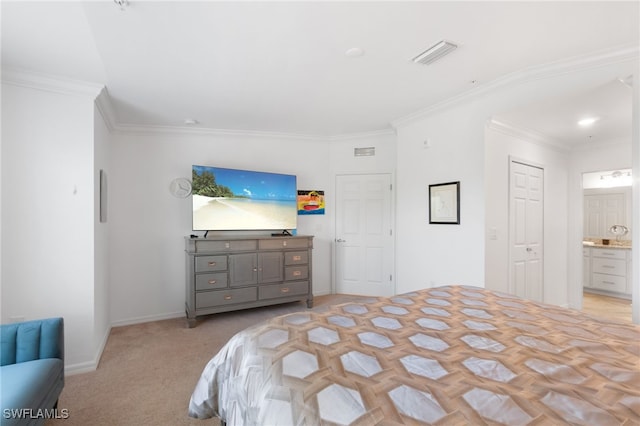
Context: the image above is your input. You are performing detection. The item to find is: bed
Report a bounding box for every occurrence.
[188,285,640,425]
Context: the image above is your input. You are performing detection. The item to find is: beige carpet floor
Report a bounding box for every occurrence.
[46,294,368,426]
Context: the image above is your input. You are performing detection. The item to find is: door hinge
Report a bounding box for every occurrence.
[390,229,393,236]
[390,184,393,191]
[390,274,393,281]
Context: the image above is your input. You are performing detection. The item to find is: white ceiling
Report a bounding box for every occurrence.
[2,1,638,142]
[495,77,634,147]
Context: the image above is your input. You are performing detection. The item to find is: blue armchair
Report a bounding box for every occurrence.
[1,318,64,425]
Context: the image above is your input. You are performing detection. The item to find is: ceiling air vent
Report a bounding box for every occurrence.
[412,40,458,65]
[354,147,375,157]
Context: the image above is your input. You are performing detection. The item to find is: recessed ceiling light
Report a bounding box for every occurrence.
[184,119,199,125]
[345,47,365,58]
[578,117,599,127]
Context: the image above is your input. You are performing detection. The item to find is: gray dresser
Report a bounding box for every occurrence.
[185,235,313,327]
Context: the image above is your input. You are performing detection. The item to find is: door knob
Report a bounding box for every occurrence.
[526,247,533,252]
[336,239,346,243]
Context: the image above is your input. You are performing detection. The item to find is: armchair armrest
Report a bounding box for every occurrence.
[1,318,64,366]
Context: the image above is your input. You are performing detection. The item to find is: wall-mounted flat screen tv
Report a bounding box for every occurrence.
[192,165,297,231]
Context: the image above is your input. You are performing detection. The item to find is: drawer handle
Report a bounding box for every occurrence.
[293,270,302,277]
[602,265,615,269]
[293,255,301,261]
[208,279,217,284]
[224,295,232,300]
[602,281,616,285]
[208,261,217,266]
[281,287,290,293]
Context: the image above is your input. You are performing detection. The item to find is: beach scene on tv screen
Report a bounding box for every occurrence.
[192,165,297,230]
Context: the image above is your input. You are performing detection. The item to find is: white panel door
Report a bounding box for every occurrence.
[510,161,544,302]
[335,174,394,296]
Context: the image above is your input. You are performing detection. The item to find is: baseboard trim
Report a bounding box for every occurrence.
[66,360,98,375]
[65,324,112,376]
[110,311,185,328]
[66,300,328,374]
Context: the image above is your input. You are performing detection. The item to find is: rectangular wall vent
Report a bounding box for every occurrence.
[354,147,375,157]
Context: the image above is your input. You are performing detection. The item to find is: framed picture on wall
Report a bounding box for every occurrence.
[100,169,108,223]
[429,181,460,224]
[297,190,325,215]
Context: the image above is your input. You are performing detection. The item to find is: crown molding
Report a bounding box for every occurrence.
[1,68,104,98]
[112,122,396,142]
[392,44,640,130]
[112,122,333,141]
[327,128,397,142]
[94,88,118,132]
[569,136,632,152]
[487,118,569,153]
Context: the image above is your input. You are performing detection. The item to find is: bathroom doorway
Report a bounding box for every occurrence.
[581,169,632,322]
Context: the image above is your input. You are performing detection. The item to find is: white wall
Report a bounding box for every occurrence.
[1,82,99,368]
[108,130,332,325]
[484,124,569,306]
[632,60,639,324]
[93,98,111,367]
[107,128,399,325]
[392,56,636,302]
[571,140,632,176]
[328,132,397,175]
[394,100,487,293]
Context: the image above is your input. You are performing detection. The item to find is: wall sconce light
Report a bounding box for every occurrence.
[600,170,630,180]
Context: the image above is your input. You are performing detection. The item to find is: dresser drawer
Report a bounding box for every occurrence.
[260,238,309,250]
[229,240,258,251]
[196,287,257,309]
[195,255,227,272]
[195,272,228,290]
[193,239,258,252]
[285,251,308,265]
[194,240,230,252]
[591,273,626,293]
[259,281,309,300]
[592,258,626,276]
[285,265,308,281]
[591,248,627,260]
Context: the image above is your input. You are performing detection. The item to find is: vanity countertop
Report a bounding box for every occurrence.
[583,240,631,250]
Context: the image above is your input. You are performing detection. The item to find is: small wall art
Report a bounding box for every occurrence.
[429,181,460,224]
[100,169,108,223]
[297,190,325,215]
